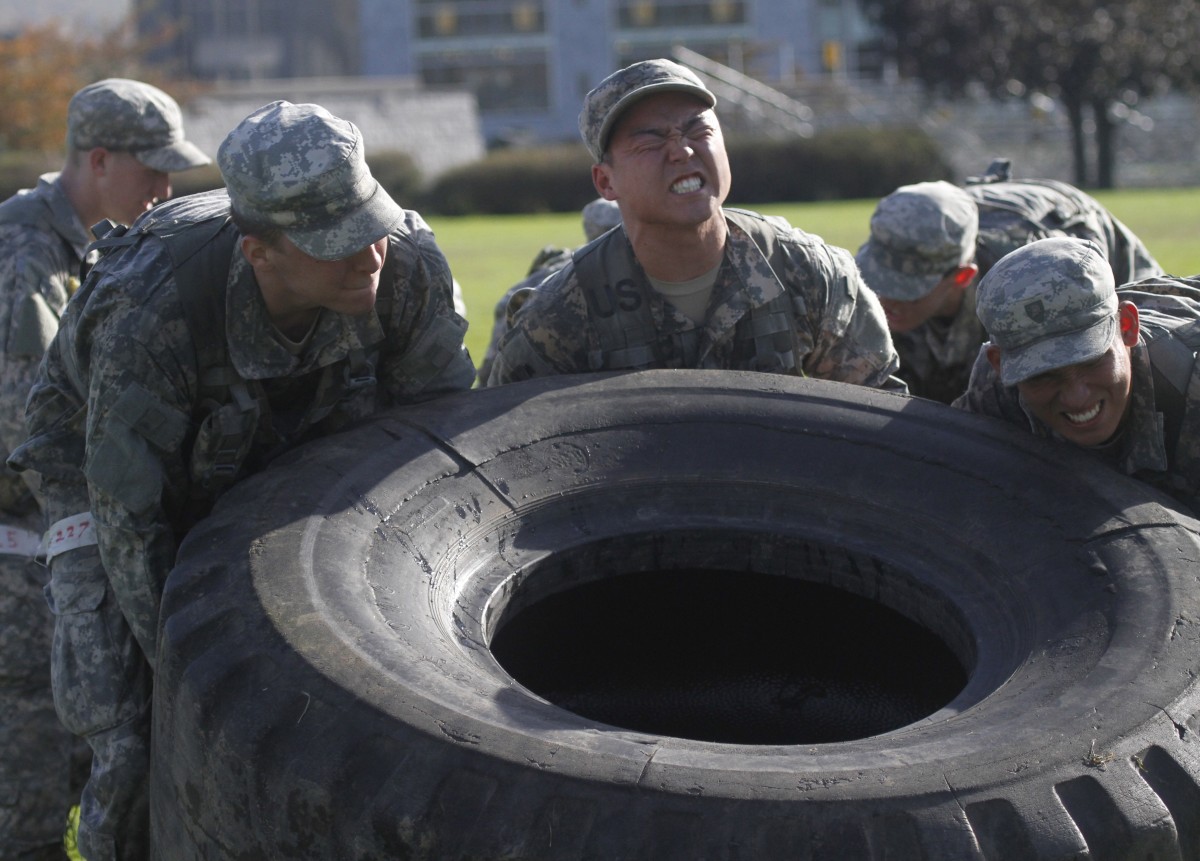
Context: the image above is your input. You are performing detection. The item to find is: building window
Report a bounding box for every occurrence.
[710,0,737,23]
[420,49,550,112]
[616,0,745,29]
[417,0,547,38]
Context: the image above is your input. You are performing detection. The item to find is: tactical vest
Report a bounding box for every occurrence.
[570,209,803,373]
[83,189,386,514]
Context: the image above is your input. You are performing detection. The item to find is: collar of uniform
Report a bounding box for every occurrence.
[45,173,93,258]
[225,249,386,380]
[915,281,985,367]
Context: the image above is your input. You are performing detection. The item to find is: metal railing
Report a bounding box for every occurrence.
[671,45,814,138]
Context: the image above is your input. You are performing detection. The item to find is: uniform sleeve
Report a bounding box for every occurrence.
[949,345,1031,428]
[477,275,547,387]
[76,280,194,664]
[0,231,74,497]
[484,266,592,386]
[375,217,475,399]
[792,241,905,391]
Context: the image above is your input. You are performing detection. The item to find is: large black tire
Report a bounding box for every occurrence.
[153,370,1200,860]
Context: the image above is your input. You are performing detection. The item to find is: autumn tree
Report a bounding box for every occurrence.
[861,0,1200,188]
[0,19,197,154]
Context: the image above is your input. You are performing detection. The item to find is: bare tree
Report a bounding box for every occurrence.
[862,0,1200,188]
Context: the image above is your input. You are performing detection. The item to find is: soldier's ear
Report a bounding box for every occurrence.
[1118,302,1140,348]
[240,234,272,269]
[951,264,978,289]
[985,344,1003,375]
[591,162,617,201]
[88,147,110,175]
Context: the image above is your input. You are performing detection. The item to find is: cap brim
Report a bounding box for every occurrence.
[855,241,942,302]
[596,83,716,160]
[285,181,405,261]
[136,140,212,172]
[999,316,1117,385]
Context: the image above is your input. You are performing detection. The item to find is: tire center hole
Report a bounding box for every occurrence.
[491,568,966,745]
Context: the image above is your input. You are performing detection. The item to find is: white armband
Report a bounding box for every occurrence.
[0,524,43,558]
[43,512,99,563]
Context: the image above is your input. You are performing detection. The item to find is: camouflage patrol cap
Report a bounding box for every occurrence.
[581,197,621,241]
[855,181,979,302]
[579,59,716,162]
[217,101,404,261]
[68,78,210,172]
[976,237,1118,385]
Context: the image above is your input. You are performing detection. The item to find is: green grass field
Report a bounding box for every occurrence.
[427,188,1200,366]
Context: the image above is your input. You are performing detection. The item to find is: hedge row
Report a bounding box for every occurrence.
[0,126,951,216]
[724,127,954,203]
[417,126,953,215]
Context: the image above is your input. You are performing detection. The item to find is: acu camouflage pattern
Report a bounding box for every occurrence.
[477,246,572,387]
[0,174,92,858]
[477,199,621,386]
[9,190,473,859]
[965,173,1162,286]
[217,101,404,261]
[857,163,1161,403]
[18,188,473,663]
[485,209,902,389]
[975,237,1118,385]
[890,283,986,403]
[854,181,979,302]
[578,59,716,162]
[68,78,209,173]
[954,276,1200,513]
[853,181,982,402]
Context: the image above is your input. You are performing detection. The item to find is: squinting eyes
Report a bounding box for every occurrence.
[635,128,714,146]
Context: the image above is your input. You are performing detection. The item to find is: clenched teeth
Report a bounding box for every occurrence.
[1065,403,1101,424]
[671,176,703,194]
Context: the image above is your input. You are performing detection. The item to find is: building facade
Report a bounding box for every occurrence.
[137,0,361,80]
[139,0,875,146]
[360,0,877,144]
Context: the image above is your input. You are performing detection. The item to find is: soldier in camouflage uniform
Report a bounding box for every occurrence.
[476,197,621,385]
[855,163,1163,403]
[953,236,1200,512]
[485,59,903,390]
[8,101,474,860]
[0,79,208,860]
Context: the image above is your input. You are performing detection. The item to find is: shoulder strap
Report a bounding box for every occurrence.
[140,191,262,498]
[168,216,266,499]
[572,233,664,369]
[0,187,53,227]
[1143,322,1200,466]
[722,210,800,373]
